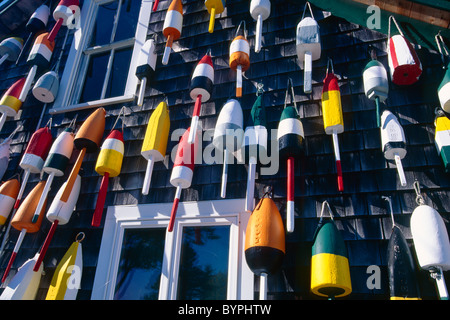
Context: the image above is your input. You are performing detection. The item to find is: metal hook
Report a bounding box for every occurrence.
[45,117,53,129]
[284,78,297,111]
[75,232,85,243]
[320,200,334,220]
[256,82,264,96]
[413,180,425,206]
[235,20,248,39]
[326,58,334,75]
[382,196,395,227]
[68,114,78,131]
[301,1,315,20]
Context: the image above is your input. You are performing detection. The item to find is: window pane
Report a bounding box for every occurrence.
[115,0,141,42]
[79,52,109,103]
[177,226,230,300]
[89,1,117,47]
[105,47,133,99]
[114,228,165,300]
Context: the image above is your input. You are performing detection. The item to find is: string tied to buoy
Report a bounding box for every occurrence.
[411,180,450,300]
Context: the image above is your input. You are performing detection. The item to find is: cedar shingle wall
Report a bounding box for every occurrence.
[0,0,448,300]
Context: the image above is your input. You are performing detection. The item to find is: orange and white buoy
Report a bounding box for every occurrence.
[229,22,250,97]
[162,0,183,65]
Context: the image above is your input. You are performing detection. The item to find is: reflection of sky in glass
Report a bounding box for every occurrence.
[177,226,230,300]
[114,228,165,300]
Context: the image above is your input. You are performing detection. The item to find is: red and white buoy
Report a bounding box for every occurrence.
[168,127,199,232]
[47,0,80,42]
[188,52,214,144]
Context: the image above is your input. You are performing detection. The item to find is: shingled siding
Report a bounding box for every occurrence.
[0,0,449,300]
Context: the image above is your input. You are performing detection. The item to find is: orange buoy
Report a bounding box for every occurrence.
[229,22,250,97]
[162,0,183,65]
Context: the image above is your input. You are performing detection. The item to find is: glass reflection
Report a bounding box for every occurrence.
[114,228,165,300]
[177,226,230,300]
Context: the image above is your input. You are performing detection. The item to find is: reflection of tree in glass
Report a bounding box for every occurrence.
[114,228,165,300]
[177,226,229,300]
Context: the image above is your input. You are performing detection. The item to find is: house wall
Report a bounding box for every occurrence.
[0,0,448,300]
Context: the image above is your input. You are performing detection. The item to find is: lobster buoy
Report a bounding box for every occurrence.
[296,7,320,94]
[411,182,450,299]
[0,178,20,225]
[363,58,389,127]
[0,78,26,132]
[205,0,225,33]
[310,202,351,299]
[438,63,450,113]
[47,0,80,42]
[32,71,59,103]
[162,0,183,65]
[135,39,157,107]
[0,37,23,67]
[250,0,270,53]
[434,109,450,172]
[213,99,244,198]
[388,34,422,86]
[45,232,84,300]
[229,23,250,97]
[245,190,285,300]
[0,253,43,300]
[141,101,170,195]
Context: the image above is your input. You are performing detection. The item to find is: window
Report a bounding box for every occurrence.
[50,0,152,113]
[91,199,254,300]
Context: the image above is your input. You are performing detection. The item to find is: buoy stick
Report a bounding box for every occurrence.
[142,154,154,195]
[188,95,201,144]
[394,154,406,186]
[61,148,86,202]
[92,172,109,227]
[33,219,59,272]
[236,65,243,97]
[245,156,257,211]
[432,267,449,300]
[137,77,147,107]
[19,65,37,102]
[162,35,173,65]
[208,7,216,33]
[304,51,312,94]
[0,53,9,67]
[375,96,381,128]
[168,185,182,232]
[15,34,32,65]
[255,15,263,53]
[259,272,268,300]
[31,172,54,223]
[287,156,295,233]
[2,228,26,282]
[221,149,228,198]
[332,131,343,192]
[47,18,63,43]
[152,0,159,11]
[0,113,7,133]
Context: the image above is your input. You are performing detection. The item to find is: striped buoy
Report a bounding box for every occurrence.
[0,253,43,300]
[188,52,214,144]
[32,174,81,272]
[19,126,53,174]
[19,32,55,102]
[229,23,250,97]
[277,83,304,233]
[213,99,244,198]
[388,34,422,86]
[438,63,450,113]
[0,178,20,225]
[310,202,351,299]
[321,65,344,191]
[243,87,267,211]
[363,58,389,127]
[136,39,157,107]
[0,78,26,132]
[32,126,75,223]
[205,0,225,33]
[0,37,23,67]
[245,191,285,300]
[45,233,84,300]
[250,0,270,53]
[141,101,170,195]
[32,70,59,103]
[93,129,124,227]
[434,109,450,172]
[162,0,183,65]
[48,0,80,42]
[169,127,199,232]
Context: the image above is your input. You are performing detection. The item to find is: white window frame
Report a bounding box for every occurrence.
[49,0,152,114]
[91,198,254,300]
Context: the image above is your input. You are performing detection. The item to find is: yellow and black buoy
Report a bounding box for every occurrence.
[310,201,351,299]
[245,187,285,300]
